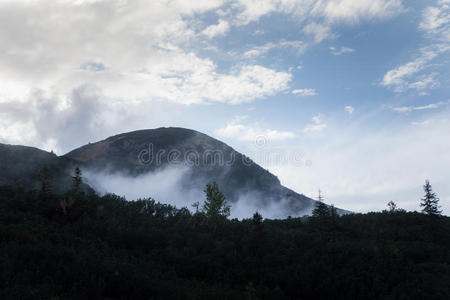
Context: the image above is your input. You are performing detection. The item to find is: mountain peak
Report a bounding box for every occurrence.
[64,127,323,216]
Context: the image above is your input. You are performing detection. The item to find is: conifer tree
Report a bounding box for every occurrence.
[420,180,441,216]
[312,190,330,218]
[202,182,230,219]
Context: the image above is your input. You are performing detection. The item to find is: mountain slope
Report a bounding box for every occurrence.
[65,127,342,215]
[0,143,78,193]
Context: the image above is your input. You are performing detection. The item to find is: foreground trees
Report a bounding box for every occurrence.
[420,180,442,216]
[0,184,449,299]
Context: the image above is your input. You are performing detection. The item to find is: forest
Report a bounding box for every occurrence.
[0,174,449,299]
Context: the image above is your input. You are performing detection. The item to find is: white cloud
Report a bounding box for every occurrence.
[407,73,440,90]
[419,2,450,42]
[0,85,107,152]
[107,63,292,105]
[391,100,450,113]
[382,1,450,93]
[0,0,294,106]
[0,0,406,109]
[0,84,196,153]
[292,88,317,96]
[321,0,404,23]
[202,19,230,38]
[330,46,355,55]
[344,105,355,115]
[232,0,403,44]
[243,40,307,58]
[0,63,293,152]
[303,114,327,133]
[381,45,450,92]
[234,0,404,26]
[215,116,296,142]
[303,22,333,43]
[411,120,431,126]
[233,0,280,25]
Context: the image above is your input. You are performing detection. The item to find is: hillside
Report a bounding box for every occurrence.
[0,143,78,193]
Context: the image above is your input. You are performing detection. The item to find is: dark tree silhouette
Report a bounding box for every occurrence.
[252,212,263,225]
[387,201,397,212]
[420,180,441,216]
[202,182,230,219]
[312,189,330,218]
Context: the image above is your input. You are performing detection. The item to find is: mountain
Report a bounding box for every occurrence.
[65,127,345,215]
[0,128,348,216]
[0,143,79,193]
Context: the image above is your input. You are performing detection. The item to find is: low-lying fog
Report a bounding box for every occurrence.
[84,165,311,219]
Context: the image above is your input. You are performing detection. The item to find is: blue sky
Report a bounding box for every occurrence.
[0,0,449,213]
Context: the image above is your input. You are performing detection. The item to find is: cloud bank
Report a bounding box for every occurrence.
[84,165,305,219]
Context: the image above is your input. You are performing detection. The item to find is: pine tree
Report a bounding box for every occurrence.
[420,180,441,216]
[312,190,330,218]
[202,182,230,219]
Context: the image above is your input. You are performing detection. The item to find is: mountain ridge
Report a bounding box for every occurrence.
[1,127,349,216]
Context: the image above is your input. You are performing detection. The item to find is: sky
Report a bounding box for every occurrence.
[0,0,449,214]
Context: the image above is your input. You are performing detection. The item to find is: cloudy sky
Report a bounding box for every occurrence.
[0,0,449,214]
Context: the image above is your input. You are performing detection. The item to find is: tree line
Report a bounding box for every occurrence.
[0,167,447,299]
